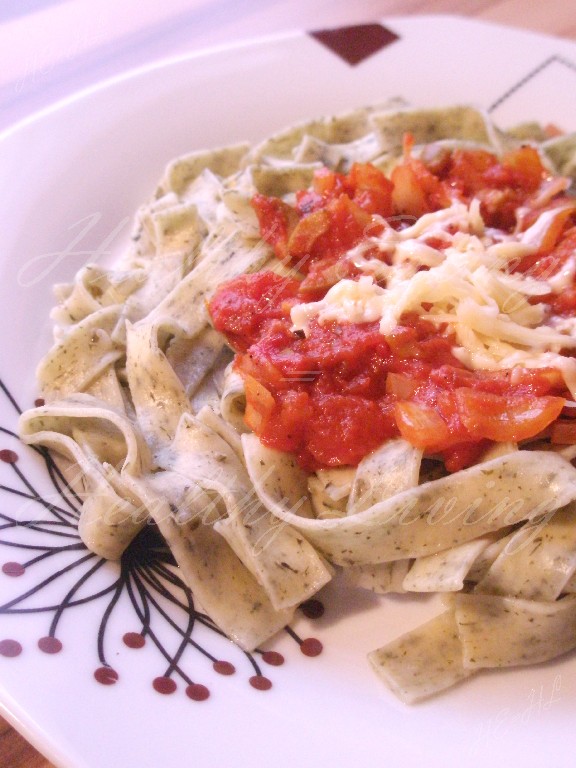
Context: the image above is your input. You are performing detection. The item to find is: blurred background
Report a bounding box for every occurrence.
[1,0,575,132]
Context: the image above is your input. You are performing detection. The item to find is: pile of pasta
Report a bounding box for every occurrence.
[19,104,576,703]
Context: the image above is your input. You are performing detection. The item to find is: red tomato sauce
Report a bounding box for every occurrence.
[209,144,576,473]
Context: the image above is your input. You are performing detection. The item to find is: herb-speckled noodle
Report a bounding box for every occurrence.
[18,104,576,702]
[241,437,576,565]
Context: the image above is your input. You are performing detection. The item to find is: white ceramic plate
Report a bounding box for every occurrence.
[1,15,576,768]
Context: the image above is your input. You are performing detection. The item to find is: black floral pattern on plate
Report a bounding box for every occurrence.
[0,379,324,701]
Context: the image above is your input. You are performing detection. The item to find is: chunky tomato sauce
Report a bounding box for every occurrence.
[209,140,576,472]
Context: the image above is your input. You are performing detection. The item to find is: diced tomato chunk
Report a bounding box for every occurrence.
[311,167,347,199]
[348,162,394,217]
[386,372,419,399]
[251,193,299,261]
[304,394,396,467]
[208,141,576,474]
[258,390,312,453]
[501,145,547,191]
[442,441,490,474]
[454,389,565,442]
[391,164,429,218]
[394,401,452,450]
[286,209,331,261]
[208,271,300,352]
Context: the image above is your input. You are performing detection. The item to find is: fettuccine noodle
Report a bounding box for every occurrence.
[19,104,576,702]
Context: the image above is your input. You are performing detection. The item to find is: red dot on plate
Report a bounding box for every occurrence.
[249,675,272,691]
[0,639,22,658]
[153,676,177,695]
[261,651,284,667]
[94,667,118,685]
[123,632,145,649]
[2,562,25,577]
[34,398,45,407]
[213,660,235,676]
[300,638,323,657]
[0,449,18,464]
[38,636,62,654]
[186,683,210,701]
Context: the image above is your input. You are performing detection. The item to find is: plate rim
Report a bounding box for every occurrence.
[2,14,576,768]
[3,13,572,144]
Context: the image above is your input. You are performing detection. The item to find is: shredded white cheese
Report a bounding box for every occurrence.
[290,200,576,395]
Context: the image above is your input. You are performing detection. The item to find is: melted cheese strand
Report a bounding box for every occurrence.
[290,201,576,394]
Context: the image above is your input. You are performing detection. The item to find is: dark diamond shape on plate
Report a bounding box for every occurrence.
[309,23,400,66]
